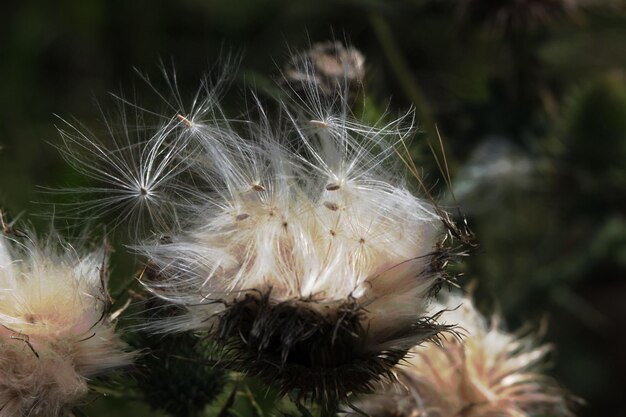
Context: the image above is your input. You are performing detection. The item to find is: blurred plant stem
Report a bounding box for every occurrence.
[369,13,437,138]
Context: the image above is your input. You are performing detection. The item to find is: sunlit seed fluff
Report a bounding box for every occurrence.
[59,63,460,404]
[354,293,577,417]
[137,84,458,403]
[0,233,134,417]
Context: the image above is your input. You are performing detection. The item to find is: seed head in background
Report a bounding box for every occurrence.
[283,41,365,99]
[354,293,578,417]
[0,222,135,417]
[56,48,470,409]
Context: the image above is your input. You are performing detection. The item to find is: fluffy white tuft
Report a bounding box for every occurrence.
[129,83,445,342]
[55,56,471,402]
[354,293,577,417]
[56,70,449,328]
[0,233,134,417]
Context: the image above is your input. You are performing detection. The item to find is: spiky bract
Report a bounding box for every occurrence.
[215,291,451,405]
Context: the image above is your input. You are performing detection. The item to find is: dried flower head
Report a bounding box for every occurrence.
[284,41,365,97]
[354,293,577,417]
[0,230,134,417]
[58,62,467,407]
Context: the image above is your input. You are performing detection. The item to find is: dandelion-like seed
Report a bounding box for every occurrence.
[0,229,134,417]
[59,60,468,408]
[354,293,577,417]
[53,70,214,237]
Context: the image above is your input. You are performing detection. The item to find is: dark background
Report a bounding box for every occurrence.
[1,1,625,416]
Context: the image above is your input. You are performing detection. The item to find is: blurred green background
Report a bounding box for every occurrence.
[1,1,625,416]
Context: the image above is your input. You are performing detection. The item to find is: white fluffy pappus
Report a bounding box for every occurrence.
[58,63,466,403]
[143,85,443,317]
[0,232,134,417]
[354,293,577,417]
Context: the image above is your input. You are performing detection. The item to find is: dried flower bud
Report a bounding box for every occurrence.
[0,232,134,417]
[134,332,226,417]
[354,293,578,417]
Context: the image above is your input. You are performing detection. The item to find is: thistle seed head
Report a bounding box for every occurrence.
[57,58,468,404]
[353,293,578,417]
[0,231,134,417]
[135,86,460,403]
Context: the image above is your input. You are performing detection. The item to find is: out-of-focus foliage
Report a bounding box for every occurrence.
[1,1,625,416]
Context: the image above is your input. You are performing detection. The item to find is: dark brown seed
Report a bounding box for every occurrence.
[323,201,339,211]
